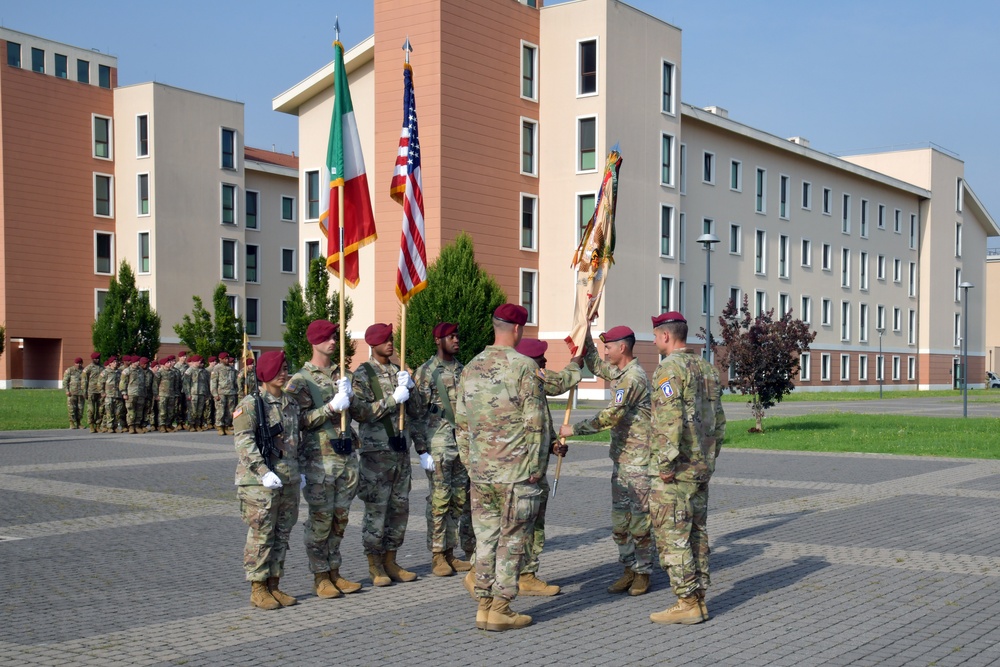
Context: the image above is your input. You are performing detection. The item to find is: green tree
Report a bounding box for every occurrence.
[283,258,356,373]
[173,295,214,359]
[92,260,161,359]
[0,323,6,363]
[282,282,310,373]
[398,232,507,366]
[212,283,244,357]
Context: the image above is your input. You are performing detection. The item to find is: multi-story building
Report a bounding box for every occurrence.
[986,250,1000,375]
[277,0,997,393]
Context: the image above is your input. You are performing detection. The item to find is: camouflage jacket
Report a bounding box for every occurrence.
[143,368,155,398]
[237,368,255,400]
[455,345,547,484]
[211,363,238,396]
[285,362,362,478]
[63,366,85,395]
[650,348,726,482]
[175,362,191,394]
[233,391,302,486]
[82,362,103,395]
[187,367,210,396]
[155,367,173,398]
[100,368,121,399]
[537,362,581,472]
[574,343,652,467]
[352,358,422,453]
[120,366,146,398]
[410,355,463,453]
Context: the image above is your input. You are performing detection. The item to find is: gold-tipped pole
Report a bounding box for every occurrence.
[338,185,347,433]
[398,304,407,431]
[551,386,575,497]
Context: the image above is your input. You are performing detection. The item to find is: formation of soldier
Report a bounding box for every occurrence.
[63,349,258,434]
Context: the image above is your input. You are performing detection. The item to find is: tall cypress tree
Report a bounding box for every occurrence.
[173,295,214,359]
[92,260,161,359]
[212,283,244,357]
[283,258,356,373]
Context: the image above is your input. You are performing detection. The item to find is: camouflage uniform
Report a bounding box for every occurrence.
[572,341,655,575]
[234,390,303,582]
[212,362,239,429]
[411,355,475,556]
[174,361,189,426]
[63,365,85,428]
[82,360,104,428]
[156,365,175,429]
[237,367,254,401]
[352,358,422,556]
[101,367,125,431]
[456,345,546,601]
[203,363,217,426]
[188,366,211,430]
[143,366,156,428]
[649,348,726,598]
[119,365,147,430]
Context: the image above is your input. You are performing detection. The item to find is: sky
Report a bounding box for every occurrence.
[4,0,998,246]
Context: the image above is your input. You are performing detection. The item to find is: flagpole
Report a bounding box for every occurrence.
[551,386,575,497]
[396,36,413,435]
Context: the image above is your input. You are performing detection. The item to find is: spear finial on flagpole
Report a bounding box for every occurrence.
[335,16,340,43]
[402,36,412,64]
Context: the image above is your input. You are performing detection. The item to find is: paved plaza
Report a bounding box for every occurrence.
[3,421,1000,666]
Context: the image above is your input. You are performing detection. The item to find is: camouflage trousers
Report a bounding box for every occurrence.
[102,397,125,431]
[205,398,215,427]
[424,446,475,554]
[158,396,175,429]
[303,453,359,573]
[176,396,188,426]
[357,450,411,555]
[650,477,710,597]
[611,463,654,574]
[238,483,300,582]
[189,395,207,429]
[215,394,237,427]
[471,480,542,601]
[520,477,549,575]
[126,396,145,428]
[66,395,84,427]
[143,397,156,428]
[87,394,103,426]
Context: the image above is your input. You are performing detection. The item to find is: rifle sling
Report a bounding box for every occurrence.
[360,362,398,441]
[301,371,346,443]
[431,365,456,427]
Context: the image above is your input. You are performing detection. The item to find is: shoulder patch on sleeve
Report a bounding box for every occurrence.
[659,378,674,398]
[232,406,243,419]
[536,369,546,381]
[614,388,625,404]
[285,379,300,392]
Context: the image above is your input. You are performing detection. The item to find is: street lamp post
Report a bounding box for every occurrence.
[960,281,974,417]
[697,233,720,362]
[876,327,885,399]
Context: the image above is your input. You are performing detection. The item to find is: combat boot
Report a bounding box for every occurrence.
[250,580,280,610]
[607,566,635,594]
[158,426,167,433]
[267,577,297,607]
[330,569,362,594]
[629,573,650,596]
[313,572,342,599]
[485,597,532,632]
[696,589,710,620]
[384,550,417,582]
[89,425,98,434]
[649,595,704,625]
[518,572,559,596]
[431,552,454,577]
[129,425,138,434]
[475,597,492,630]
[367,553,392,587]
[217,426,226,436]
[463,569,476,599]
[445,548,472,572]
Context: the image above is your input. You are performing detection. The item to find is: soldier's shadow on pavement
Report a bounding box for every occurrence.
[708,555,828,617]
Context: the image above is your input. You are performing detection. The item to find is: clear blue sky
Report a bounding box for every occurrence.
[5,0,998,246]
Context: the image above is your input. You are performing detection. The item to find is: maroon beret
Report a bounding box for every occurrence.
[178,350,188,357]
[74,357,83,364]
[151,360,160,367]
[139,357,148,365]
[218,352,229,360]
[433,322,458,339]
[601,326,635,343]
[188,354,202,363]
[166,355,175,361]
[245,357,254,365]
[306,319,338,345]
[494,304,528,326]
[208,356,217,363]
[515,338,548,359]
[91,352,101,360]
[107,356,117,364]
[365,323,393,346]
[256,350,286,383]
[652,311,687,327]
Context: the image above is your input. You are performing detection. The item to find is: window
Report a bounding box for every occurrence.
[878,204,886,229]
[520,269,538,324]
[908,357,916,381]
[227,295,239,317]
[841,301,850,341]
[841,248,851,287]
[55,53,67,78]
[246,298,259,337]
[281,300,289,325]
[859,251,868,290]
[754,290,766,317]
[909,214,917,249]
[221,184,236,225]
[305,241,320,263]
[894,209,902,233]
[96,289,109,317]
[660,206,675,257]
[779,293,790,317]
[755,168,766,213]
[95,232,113,275]
[955,268,962,302]
[892,356,901,381]
[678,213,686,263]
[138,232,150,274]
[6,41,20,67]
[521,194,537,250]
[779,174,789,218]
[860,199,869,237]
[893,258,902,283]
[822,243,832,271]
[578,39,597,95]
[577,194,596,242]
[908,309,916,345]
[800,296,812,324]
[893,307,901,332]
[98,64,111,88]
[728,223,741,255]
[702,218,714,237]
[877,254,886,281]
[730,160,742,191]
[77,59,89,83]
[702,283,716,316]
[661,61,675,114]
[281,196,295,222]
[859,355,868,381]
[221,240,237,280]
[908,262,916,297]
[221,128,236,169]
[802,181,811,210]
[703,152,715,184]
[729,287,742,311]
[955,223,962,257]
[842,193,851,234]
[840,354,850,381]
[94,174,113,217]
[31,47,44,73]
[754,229,766,274]
[306,170,320,219]
[822,298,832,326]
[799,352,811,381]
[521,119,537,176]
[859,303,869,342]
[801,239,812,267]
[246,191,259,229]
[137,174,149,215]
[281,248,296,274]
[136,115,149,157]
[821,353,831,381]
[93,116,111,159]
[660,134,674,186]
[246,244,259,283]
[521,42,537,100]
[956,177,964,212]
[677,280,685,313]
[578,117,597,171]
[679,144,686,194]
[877,304,886,331]
[822,187,832,215]
[660,276,675,313]
[778,235,789,278]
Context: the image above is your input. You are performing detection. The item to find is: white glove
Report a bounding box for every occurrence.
[338,377,353,397]
[392,385,409,403]
[261,471,283,489]
[419,452,435,472]
[300,474,307,489]
[396,370,413,388]
[327,392,351,413]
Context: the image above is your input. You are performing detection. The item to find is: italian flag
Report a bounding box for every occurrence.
[320,40,377,288]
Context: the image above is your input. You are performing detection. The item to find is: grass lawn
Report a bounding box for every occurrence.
[721,388,1000,403]
[0,389,73,430]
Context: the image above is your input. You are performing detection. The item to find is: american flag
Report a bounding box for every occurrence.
[393,63,428,303]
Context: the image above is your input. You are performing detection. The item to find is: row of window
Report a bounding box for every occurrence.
[8,40,111,87]
[90,116,236,171]
[800,352,916,383]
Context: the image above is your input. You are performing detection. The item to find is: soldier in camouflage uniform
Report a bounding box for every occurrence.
[561,325,654,596]
[411,322,475,578]
[143,360,156,431]
[456,304,546,632]
[63,357,86,428]
[647,311,726,625]
[217,353,239,434]
[155,357,176,432]
[174,352,189,429]
[353,323,421,586]
[82,352,103,433]
[187,356,210,431]
[237,358,255,401]
[100,357,125,433]
[204,357,218,427]
[234,350,304,610]
[120,356,148,434]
